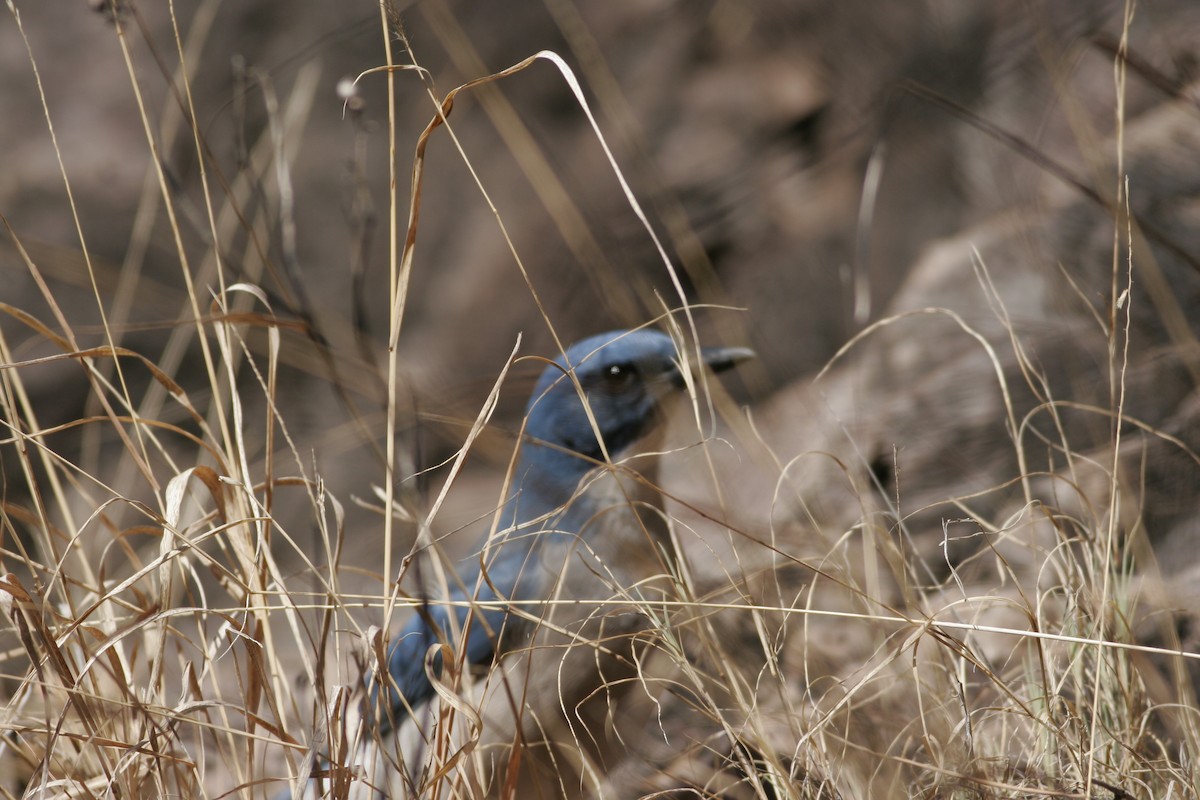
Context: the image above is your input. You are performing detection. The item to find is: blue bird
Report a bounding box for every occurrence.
[281,329,751,797]
[377,330,751,734]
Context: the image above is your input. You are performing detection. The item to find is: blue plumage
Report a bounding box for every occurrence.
[376,328,751,730]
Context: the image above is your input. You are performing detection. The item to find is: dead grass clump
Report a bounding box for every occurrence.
[2,2,1199,799]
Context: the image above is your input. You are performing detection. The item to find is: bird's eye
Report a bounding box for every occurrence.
[602,362,636,391]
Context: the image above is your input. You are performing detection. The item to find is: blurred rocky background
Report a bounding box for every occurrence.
[6,0,1198,557]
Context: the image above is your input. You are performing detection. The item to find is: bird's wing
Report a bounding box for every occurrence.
[382,540,542,722]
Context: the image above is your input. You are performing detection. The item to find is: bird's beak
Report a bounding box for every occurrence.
[668,344,755,387]
[700,345,756,374]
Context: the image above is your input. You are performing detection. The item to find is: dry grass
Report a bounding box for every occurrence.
[1,1,1198,798]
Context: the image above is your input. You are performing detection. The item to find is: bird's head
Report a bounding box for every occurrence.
[516,329,752,499]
